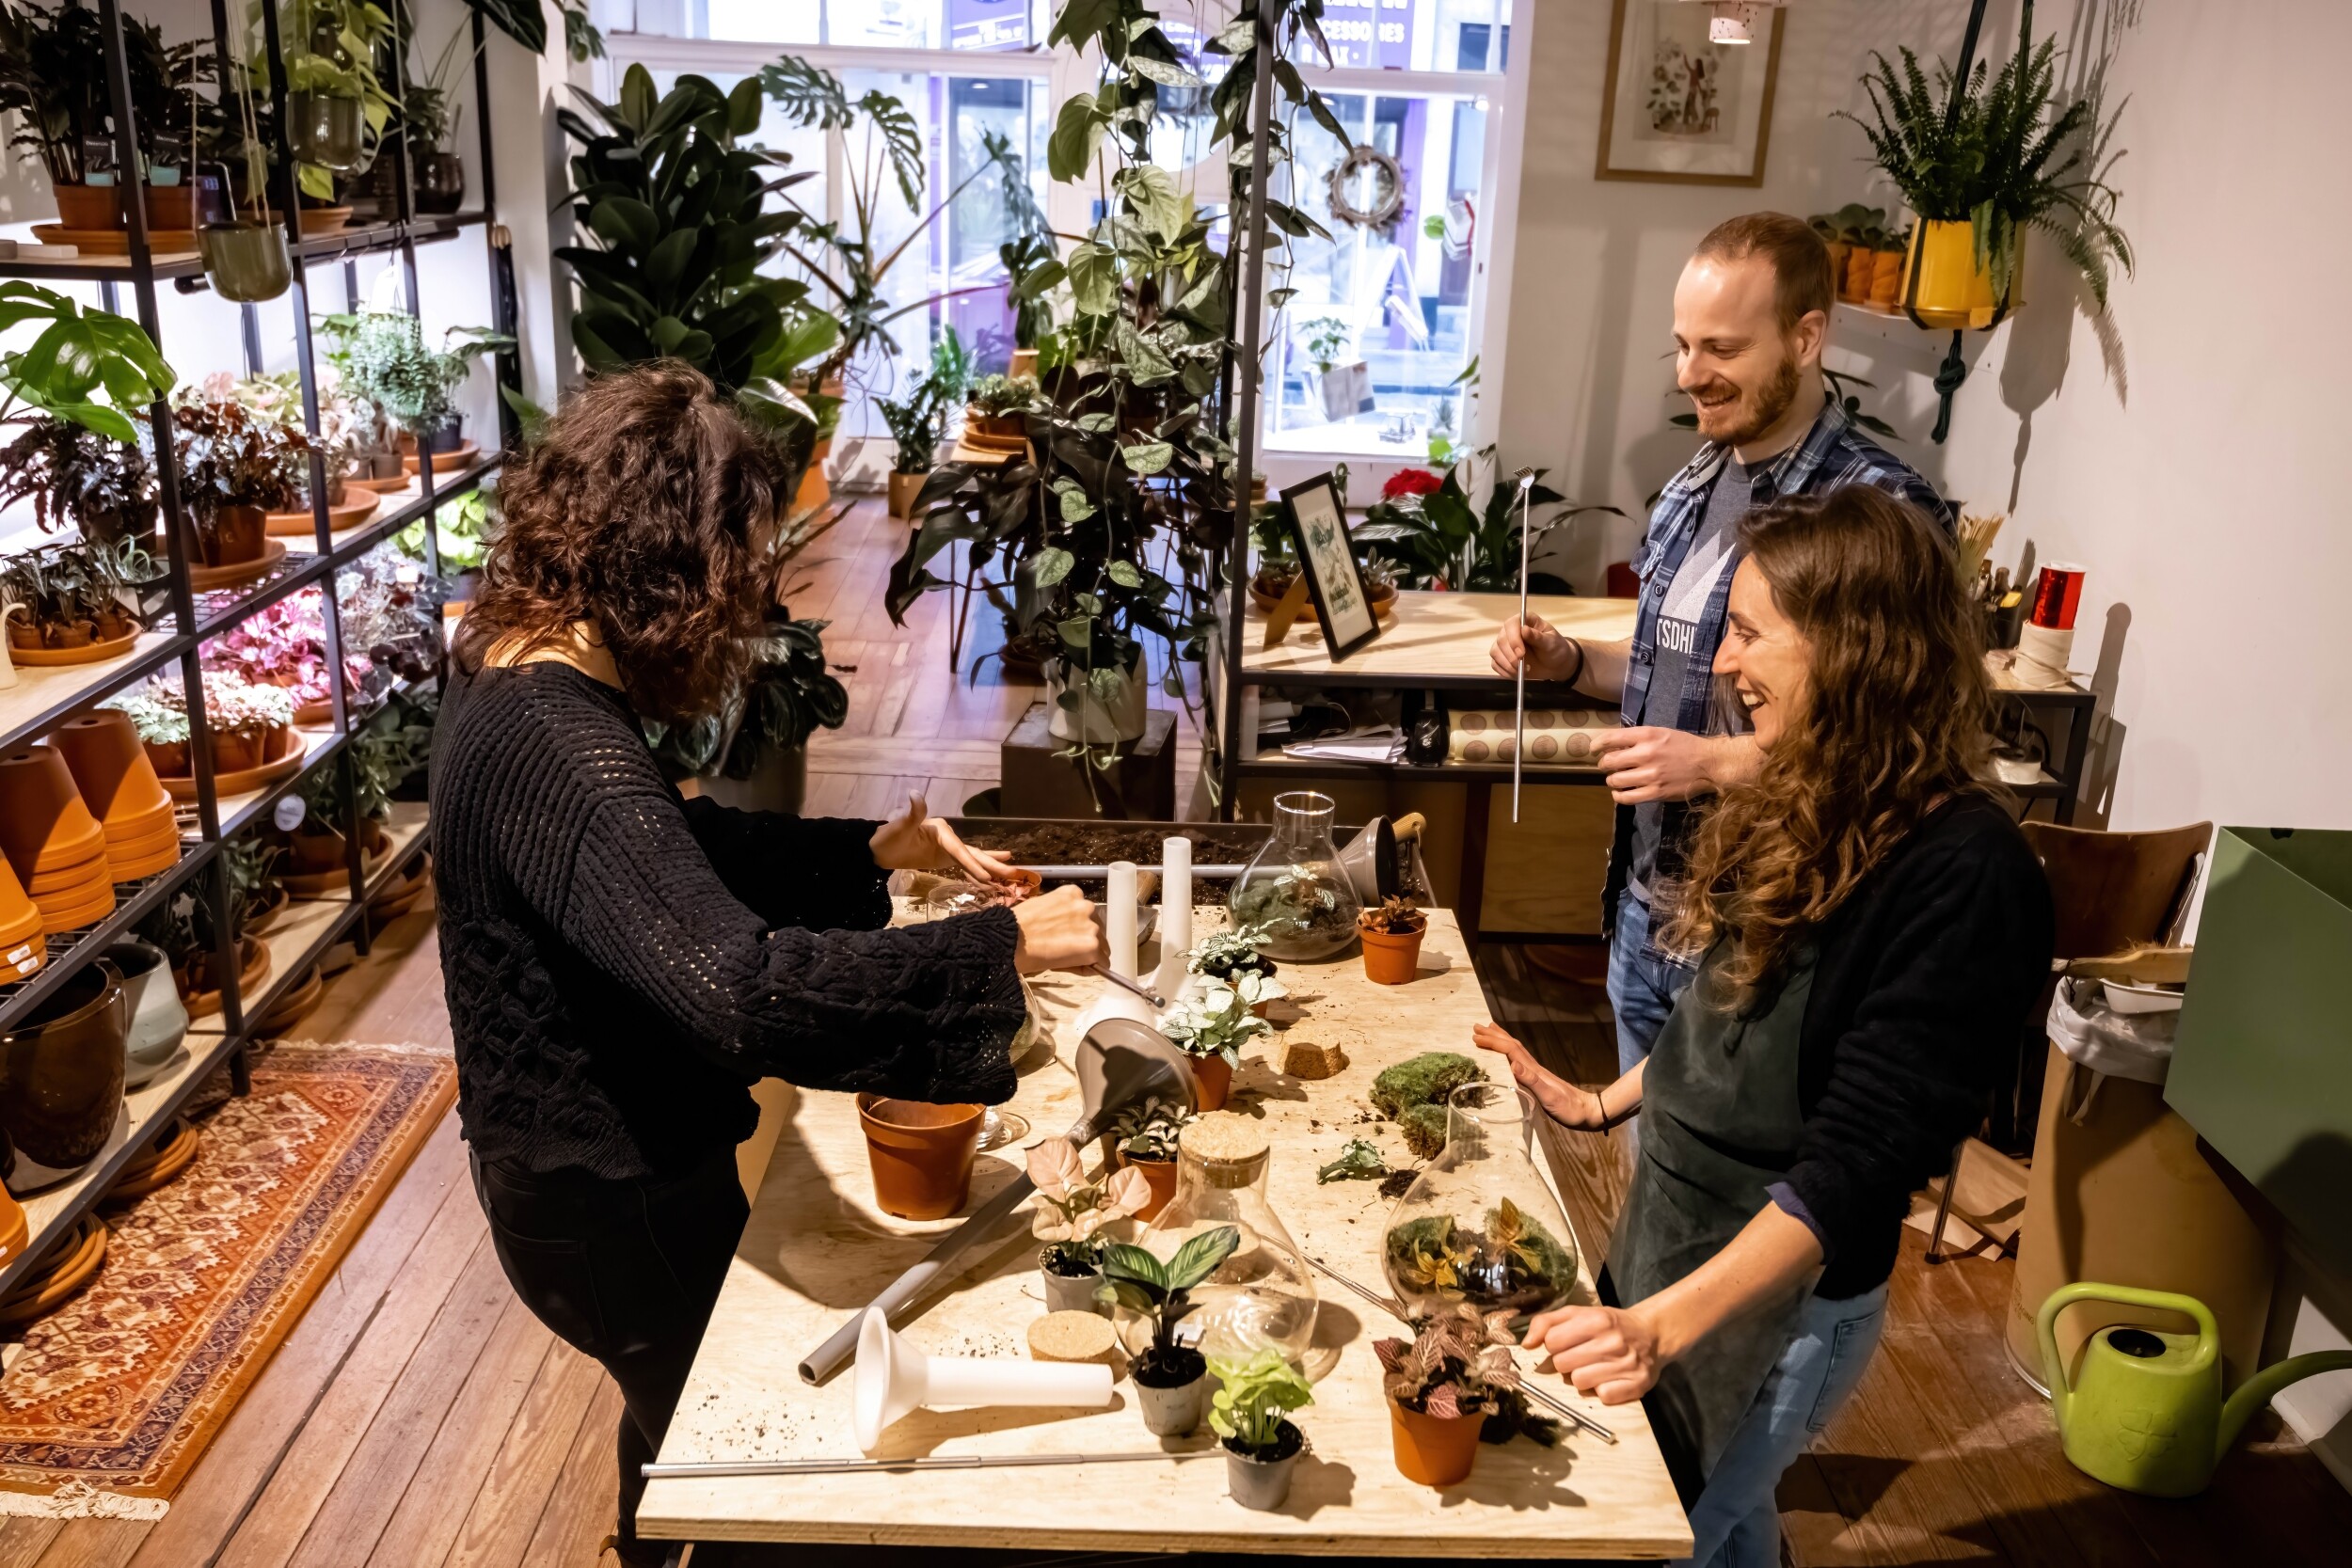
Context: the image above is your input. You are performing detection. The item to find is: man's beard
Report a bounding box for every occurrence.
[1694,352,1802,448]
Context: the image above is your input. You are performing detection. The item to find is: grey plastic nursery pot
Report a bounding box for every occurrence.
[1131,1353,1208,1436]
[1223,1424,1305,1511]
[1039,1249,1105,1315]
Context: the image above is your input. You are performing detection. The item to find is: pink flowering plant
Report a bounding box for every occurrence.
[202,590,360,710]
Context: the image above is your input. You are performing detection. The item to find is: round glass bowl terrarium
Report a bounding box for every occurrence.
[1382,1083,1581,1321]
[1115,1114,1319,1366]
[1228,791,1361,961]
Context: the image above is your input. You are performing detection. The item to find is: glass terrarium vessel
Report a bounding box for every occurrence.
[1115,1117,1319,1366]
[1228,791,1361,961]
[1382,1083,1582,1321]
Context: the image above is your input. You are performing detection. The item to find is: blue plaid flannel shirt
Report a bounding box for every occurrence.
[1621,395,1955,734]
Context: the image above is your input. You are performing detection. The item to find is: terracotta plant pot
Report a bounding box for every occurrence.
[1359,922,1425,985]
[1189,1052,1233,1112]
[141,739,190,781]
[856,1095,983,1220]
[0,958,128,1190]
[183,934,269,1019]
[1867,247,1904,308]
[50,711,168,832]
[198,222,292,303]
[0,859,45,982]
[53,182,122,230]
[793,435,833,515]
[213,728,264,774]
[1389,1397,1484,1487]
[0,1180,24,1271]
[1841,245,1875,302]
[144,182,194,234]
[0,746,107,887]
[202,504,270,567]
[1127,1153,1179,1221]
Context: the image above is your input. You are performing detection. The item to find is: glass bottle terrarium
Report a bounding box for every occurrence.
[1228,791,1361,961]
[1115,1116,1319,1366]
[1382,1083,1582,1321]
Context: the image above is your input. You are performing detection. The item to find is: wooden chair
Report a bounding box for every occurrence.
[1924,818,2212,1262]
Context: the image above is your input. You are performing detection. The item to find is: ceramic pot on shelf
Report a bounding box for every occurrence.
[415,150,466,214]
[52,182,122,231]
[103,939,187,1090]
[856,1096,983,1220]
[202,504,270,568]
[0,958,129,1191]
[198,223,292,303]
[287,91,367,170]
[1901,219,2020,324]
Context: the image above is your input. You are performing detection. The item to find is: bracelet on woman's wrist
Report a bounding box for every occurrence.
[1564,637,1588,689]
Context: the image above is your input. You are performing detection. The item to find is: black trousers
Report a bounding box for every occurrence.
[471,1146,748,1567]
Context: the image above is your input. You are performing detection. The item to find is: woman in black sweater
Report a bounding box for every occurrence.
[430,365,1102,1566]
[1475,485,2052,1568]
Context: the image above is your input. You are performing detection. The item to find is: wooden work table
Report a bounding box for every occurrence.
[639,909,1691,1559]
[1240,591,1637,689]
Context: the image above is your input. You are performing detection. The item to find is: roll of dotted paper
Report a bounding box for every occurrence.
[1447,708,1613,766]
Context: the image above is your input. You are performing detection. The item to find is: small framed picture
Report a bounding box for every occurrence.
[1596,0,1786,186]
[1280,473,1382,661]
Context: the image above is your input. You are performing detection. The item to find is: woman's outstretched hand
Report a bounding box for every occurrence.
[1472,1022,1607,1131]
[869,793,1022,884]
[1011,886,1106,974]
[1522,1303,1669,1404]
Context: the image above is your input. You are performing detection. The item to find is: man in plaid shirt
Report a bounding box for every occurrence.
[1490,214,1951,1077]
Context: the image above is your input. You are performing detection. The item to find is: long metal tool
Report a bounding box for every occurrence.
[1017,863,1248,879]
[1511,467,1539,823]
[644,1449,1216,1480]
[1092,965,1166,1008]
[1306,1255,1616,1445]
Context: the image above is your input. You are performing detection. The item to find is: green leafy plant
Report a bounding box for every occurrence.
[322,311,509,438]
[1374,1305,1554,1442]
[1158,975,1279,1068]
[395,21,479,158]
[876,330,974,475]
[1316,1136,1390,1185]
[1354,451,1620,593]
[396,486,494,574]
[1384,1199,1579,1317]
[172,391,310,518]
[964,372,1036,418]
[0,1,112,188]
[0,284,178,444]
[1208,1346,1313,1454]
[1188,927,1277,986]
[1108,1094,1192,1164]
[0,538,144,645]
[1302,315,1351,376]
[0,419,157,546]
[303,685,434,828]
[639,608,849,781]
[461,0,601,62]
[1097,1227,1242,1364]
[1837,14,2132,310]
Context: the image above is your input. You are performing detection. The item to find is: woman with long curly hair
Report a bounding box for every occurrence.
[1473,484,2052,1568]
[431,364,1102,1567]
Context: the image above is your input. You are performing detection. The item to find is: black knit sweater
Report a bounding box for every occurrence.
[428,658,1025,1179]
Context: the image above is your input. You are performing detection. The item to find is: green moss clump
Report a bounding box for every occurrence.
[1371,1052,1487,1119]
[1399,1102,1450,1159]
[1382,1199,1579,1316]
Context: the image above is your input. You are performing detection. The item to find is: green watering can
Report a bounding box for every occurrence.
[2039,1283,2352,1497]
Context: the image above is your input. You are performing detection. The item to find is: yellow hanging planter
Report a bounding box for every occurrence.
[1900,219,2023,329]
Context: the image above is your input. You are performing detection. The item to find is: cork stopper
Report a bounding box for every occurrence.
[1179,1112,1269,1189]
[1027,1310,1118,1366]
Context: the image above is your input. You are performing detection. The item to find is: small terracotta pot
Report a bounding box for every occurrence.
[53,182,122,230]
[1189,1053,1233,1112]
[0,859,45,981]
[144,183,194,233]
[48,622,92,650]
[51,711,170,829]
[1389,1397,1484,1487]
[142,739,191,781]
[1127,1154,1180,1221]
[1359,923,1425,985]
[212,729,262,774]
[0,958,128,1187]
[202,504,270,566]
[1868,247,1904,308]
[0,746,106,884]
[856,1095,983,1220]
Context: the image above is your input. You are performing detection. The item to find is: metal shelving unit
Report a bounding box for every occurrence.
[0,0,517,1300]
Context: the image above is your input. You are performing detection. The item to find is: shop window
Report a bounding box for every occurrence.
[623,0,1048,51]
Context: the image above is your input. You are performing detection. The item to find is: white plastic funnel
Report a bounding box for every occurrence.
[852,1307,1114,1454]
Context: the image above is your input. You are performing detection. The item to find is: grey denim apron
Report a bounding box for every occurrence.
[1607,942,1819,1494]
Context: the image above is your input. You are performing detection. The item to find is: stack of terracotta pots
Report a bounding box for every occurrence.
[51,712,180,883]
[0,747,117,934]
[0,862,43,983]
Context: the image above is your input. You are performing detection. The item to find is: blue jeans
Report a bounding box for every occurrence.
[1608,891,1695,1074]
[1679,1285,1889,1568]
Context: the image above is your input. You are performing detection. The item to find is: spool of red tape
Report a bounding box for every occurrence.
[2029,562,2087,630]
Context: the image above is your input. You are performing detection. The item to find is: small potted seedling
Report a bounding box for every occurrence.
[1375,1307,1526,1487]
[1097,1227,1241,1437]
[1159,977,1275,1112]
[1209,1346,1314,1510]
[1104,1095,1191,1220]
[1027,1136,1152,1315]
[1357,895,1428,985]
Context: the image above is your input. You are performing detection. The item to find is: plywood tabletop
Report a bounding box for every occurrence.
[1239,592,1637,684]
[639,908,1690,1558]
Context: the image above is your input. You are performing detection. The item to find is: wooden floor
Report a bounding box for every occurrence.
[6,497,2342,1567]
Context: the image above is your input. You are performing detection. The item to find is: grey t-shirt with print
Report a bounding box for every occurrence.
[1628,458,1753,903]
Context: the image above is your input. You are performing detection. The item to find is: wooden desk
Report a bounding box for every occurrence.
[1240,591,1637,689]
[640,909,1691,1559]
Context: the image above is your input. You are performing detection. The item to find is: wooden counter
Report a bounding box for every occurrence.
[639,909,1691,1559]
[1241,591,1637,689]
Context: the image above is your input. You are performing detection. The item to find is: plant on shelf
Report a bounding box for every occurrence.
[1354,450,1620,593]
[0,420,157,549]
[387,21,476,212]
[0,538,144,650]
[0,2,116,222]
[322,310,509,450]
[172,390,309,566]
[396,485,494,575]
[0,286,174,557]
[1027,1136,1152,1307]
[339,546,439,686]
[559,64,839,481]
[1208,1345,1313,1508]
[1838,11,2132,314]
[262,0,398,192]
[204,590,363,720]
[756,56,1035,397]
[1097,1226,1242,1412]
[1302,315,1352,378]
[1189,927,1277,987]
[205,368,373,492]
[876,329,975,510]
[107,669,295,777]
[292,687,434,868]
[125,15,209,193]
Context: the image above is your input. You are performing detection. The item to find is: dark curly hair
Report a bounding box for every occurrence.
[1662,484,1996,1007]
[454,363,791,723]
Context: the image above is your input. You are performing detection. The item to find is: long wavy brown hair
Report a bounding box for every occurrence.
[454,363,789,722]
[1662,484,1996,1007]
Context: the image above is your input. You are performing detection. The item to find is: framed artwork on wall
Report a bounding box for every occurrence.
[1280,474,1381,661]
[1596,0,1786,186]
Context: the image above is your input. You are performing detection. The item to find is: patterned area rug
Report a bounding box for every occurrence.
[0,1044,454,1512]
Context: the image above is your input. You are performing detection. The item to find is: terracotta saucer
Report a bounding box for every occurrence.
[12,626,144,667]
[162,730,308,800]
[284,836,391,896]
[402,438,479,476]
[264,485,381,537]
[104,1118,199,1205]
[186,537,289,594]
[185,935,270,1020]
[365,852,431,922]
[344,472,416,496]
[246,883,292,936]
[256,965,324,1035]
[0,1213,107,1325]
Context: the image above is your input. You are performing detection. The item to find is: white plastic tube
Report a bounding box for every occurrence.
[1154,836,1193,998]
[1105,860,1137,977]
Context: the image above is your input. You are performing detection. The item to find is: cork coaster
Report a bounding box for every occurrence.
[1027,1310,1118,1366]
[1181,1112,1268,1164]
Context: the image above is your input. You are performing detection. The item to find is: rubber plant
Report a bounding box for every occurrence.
[885,0,1342,769]
[1836,3,2132,311]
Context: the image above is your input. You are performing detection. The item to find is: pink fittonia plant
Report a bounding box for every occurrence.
[203,590,362,708]
[1026,1138,1152,1245]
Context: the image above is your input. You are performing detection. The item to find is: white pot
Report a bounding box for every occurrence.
[1045,659,1149,745]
